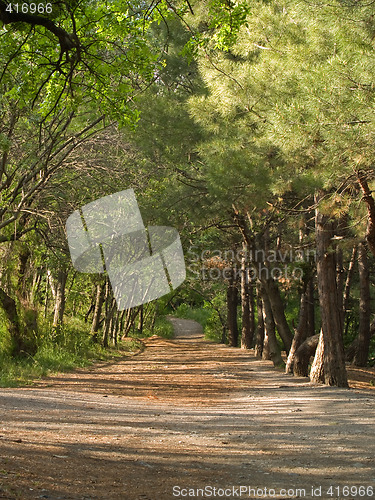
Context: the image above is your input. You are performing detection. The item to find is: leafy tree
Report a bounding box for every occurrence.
[180,0,375,383]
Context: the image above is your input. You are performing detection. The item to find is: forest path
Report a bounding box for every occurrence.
[166,316,204,339]
[0,320,374,500]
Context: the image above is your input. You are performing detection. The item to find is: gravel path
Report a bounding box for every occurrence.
[0,319,374,500]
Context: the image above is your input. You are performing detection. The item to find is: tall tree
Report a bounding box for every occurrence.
[353,242,371,366]
[314,197,348,387]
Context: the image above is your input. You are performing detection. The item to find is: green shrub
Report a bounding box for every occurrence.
[131,316,174,339]
[171,301,227,343]
[152,316,174,338]
[172,303,211,327]
[203,310,224,343]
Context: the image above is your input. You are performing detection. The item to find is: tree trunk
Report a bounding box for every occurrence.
[52,269,68,332]
[121,308,133,339]
[30,267,42,305]
[310,329,325,383]
[16,248,39,349]
[91,282,105,342]
[241,244,254,349]
[286,218,315,371]
[111,309,120,346]
[248,281,255,346]
[353,243,371,366]
[85,303,94,323]
[17,247,31,301]
[336,247,345,328]
[260,284,284,367]
[122,306,142,339]
[227,269,239,347]
[314,198,348,387]
[346,319,375,362]
[47,269,56,299]
[285,288,309,374]
[44,276,49,319]
[102,280,113,348]
[103,299,116,348]
[261,277,293,353]
[119,309,127,334]
[357,170,375,257]
[343,245,357,323]
[137,304,144,335]
[254,284,264,358]
[293,333,320,377]
[306,277,315,338]
[233,208,291,353]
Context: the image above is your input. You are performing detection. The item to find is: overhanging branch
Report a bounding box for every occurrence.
[0,1,79,56]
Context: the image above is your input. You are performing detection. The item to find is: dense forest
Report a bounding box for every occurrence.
[0,0,375,388]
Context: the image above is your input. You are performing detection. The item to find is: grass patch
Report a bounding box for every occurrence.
[152,316,174,339]
[130,316,174,339]
[0,317,145,387]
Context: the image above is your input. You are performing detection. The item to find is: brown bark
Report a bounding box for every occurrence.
[314,195,348,387]
[306,277,315,338]
[353,243,371,366]
[121,308,133,339]
[227,269,239,347]
[336,247,345,328]
[121,306,143,339]
[286,288,309,374]
[241,244,254,349]
[52,270,68,332]
[248,282,255,345]
[343,245,357,322]
[102,299,116,348]
[102,280,113,348]
[0,1,79,54]
[310,329,325,383]
[91,282,105,342]
[260,284,284,367]
[44,277,49,319]
[346,319,375,362]
[232,206,291,353]
[293,333,320,377]
[357,170,375,257]
[137,305,144,335]
[286,218,315,375]
[254,284,264,358]
[111,310,120,346]
[261,277,293,353]
[119,309,127,334]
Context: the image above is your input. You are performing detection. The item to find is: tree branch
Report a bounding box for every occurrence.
[0,1,79,55]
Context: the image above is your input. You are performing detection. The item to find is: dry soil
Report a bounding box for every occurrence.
[0,318,374,500]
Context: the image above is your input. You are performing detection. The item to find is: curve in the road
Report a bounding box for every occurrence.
[166,316,204,339]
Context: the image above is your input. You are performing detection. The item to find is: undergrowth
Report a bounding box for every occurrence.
[0,316,143,387]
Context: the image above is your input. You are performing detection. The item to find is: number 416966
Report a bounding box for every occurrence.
[5,3,53,14]
[327,485,374,497]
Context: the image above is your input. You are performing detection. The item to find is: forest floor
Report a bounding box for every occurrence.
[0,319,374,500]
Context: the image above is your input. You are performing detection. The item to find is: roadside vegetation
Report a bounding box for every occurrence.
[1,0,375,388]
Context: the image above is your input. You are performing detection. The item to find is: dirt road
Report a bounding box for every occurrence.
[0,319,374,500]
